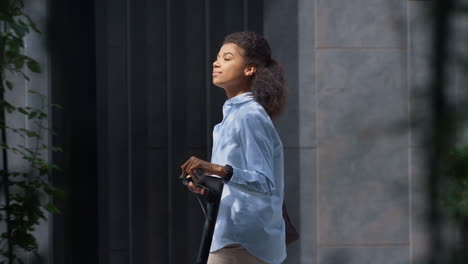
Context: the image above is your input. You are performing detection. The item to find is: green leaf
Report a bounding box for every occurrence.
[20,71,30,81]
[12,56,25,70]
[38,112,47,119]
[17,256,25,264]
[0,11,13,22]
[5,80,13,90]
[27,89,42,96]
[24,14,41,33]
[18,128,40,138]
[50,164,63,172]
[17,107,29,115]
[0,99,16,113]
[42,185,65,199]
[51,104,64,110]
[51,146,63,152]
[52,188,65,199]
[28,111,37,119]
[26,59,41,73]
[43,203,60,214]
[9,21,29,37]
[458,6,468,14]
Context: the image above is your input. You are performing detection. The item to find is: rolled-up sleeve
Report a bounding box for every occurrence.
[227,114,276,195]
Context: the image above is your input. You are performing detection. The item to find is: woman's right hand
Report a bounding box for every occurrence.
[184,175,205,194]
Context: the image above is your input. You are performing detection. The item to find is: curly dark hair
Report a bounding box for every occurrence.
[223,32,287,119]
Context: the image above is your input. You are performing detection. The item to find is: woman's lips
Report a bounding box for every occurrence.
[212,72,221,76]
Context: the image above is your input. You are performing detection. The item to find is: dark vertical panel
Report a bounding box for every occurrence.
[208,0,228,161]
[130,0,149,263]
[107,0,130,254]
[247,0,264,33]
[68,2,98,259]
[185,0,208,262]
[146,0,170,262]
[148,0,168,150]
[169,1,191,263]
[49,2,71,263]
[224,1,244,34]
[204,0,212,161]
[50,0,98,263]
[186,0,208,150]
[243,0,248,30]
[95,0,109,262]
[165,0,175,262]
[147,149,169,263]
[96,0,131,262]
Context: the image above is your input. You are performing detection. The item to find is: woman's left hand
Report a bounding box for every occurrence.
[180,156,224,179]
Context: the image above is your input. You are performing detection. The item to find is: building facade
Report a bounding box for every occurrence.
[5,0,464,263]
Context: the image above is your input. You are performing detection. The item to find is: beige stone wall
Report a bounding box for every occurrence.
[265,0,466,263]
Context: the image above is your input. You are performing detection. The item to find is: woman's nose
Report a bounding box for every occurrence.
[213,60,220,68]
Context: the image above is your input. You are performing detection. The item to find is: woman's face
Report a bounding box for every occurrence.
[212,43,251,89]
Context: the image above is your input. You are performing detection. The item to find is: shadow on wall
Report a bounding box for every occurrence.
[417,0,468,263]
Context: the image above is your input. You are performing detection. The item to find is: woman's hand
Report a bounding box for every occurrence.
[180,156,225,179]
[180,156,225,194]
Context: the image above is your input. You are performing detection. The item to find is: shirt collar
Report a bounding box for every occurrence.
[221,92,254,120]
[225,92,254,106]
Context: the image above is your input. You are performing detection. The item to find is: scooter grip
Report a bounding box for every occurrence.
[195,169,223,195]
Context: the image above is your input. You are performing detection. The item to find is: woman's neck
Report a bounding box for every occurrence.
[225,89,249,99]
[224,80,251,99]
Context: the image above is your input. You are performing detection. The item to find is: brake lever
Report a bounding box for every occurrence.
[179,176,201,189]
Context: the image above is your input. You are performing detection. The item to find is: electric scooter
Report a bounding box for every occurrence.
[179,169,224,264]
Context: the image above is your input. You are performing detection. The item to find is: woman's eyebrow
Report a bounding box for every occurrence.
[217,52,234,57]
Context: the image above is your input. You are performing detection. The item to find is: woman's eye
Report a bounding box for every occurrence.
[224,58,231,61]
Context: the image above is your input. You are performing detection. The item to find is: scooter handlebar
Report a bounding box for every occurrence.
[192,169,224,264]
[195,169,223,196]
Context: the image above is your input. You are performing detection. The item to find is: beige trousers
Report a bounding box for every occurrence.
[207,244,268,264]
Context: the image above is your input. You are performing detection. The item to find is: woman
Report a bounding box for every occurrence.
[181,31,287,264]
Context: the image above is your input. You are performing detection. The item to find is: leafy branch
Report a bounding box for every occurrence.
[0,0,63,263]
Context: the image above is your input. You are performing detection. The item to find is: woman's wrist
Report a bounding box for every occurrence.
[215,164,228,178]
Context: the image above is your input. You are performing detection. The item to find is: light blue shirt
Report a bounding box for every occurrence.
[210,92,286,264]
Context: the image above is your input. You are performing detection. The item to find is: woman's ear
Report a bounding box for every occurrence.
[244,66,256,76]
